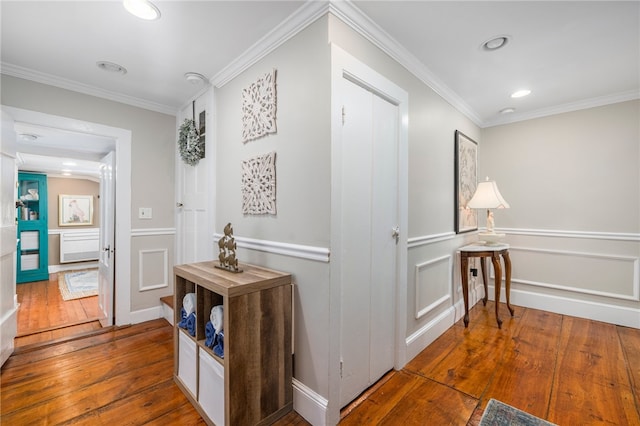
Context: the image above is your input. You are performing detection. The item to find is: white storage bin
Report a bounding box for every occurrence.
[20,231,39,250]
[199,349,225,426]
[178,329,197,398]
[20,254,39,271]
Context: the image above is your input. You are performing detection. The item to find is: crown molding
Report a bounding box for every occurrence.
[1,62,177,116]
[211,0,331,88]
[6,1,633,128]
[328,0,483,126]
[482,90,640,128]
[210,0,483,125]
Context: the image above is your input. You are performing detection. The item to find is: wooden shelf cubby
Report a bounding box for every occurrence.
[173,261,292,426]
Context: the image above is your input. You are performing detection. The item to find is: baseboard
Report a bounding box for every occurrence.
[493,287,640,329]
[49,261,98,274]
[293,378,329,426]
[161,303,174,326]
[405,280,485,362]
[129,305,165,325]
[405,305,457,362]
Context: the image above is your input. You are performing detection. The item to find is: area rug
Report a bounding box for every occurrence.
[58,269,98,301]
[480,399,557,426]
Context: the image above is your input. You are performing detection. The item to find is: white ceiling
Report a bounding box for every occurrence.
[2,1,639,174]
[14,122,112,179]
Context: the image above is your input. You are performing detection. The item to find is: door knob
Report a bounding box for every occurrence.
[176,202,183,208]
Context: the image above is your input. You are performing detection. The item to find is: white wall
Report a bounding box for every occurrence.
[1,75,177,319]
[480,100,640,326]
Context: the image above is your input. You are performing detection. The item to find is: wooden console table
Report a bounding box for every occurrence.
[459,243,514,329]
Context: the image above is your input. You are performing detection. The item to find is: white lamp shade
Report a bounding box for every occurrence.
[467,180,510,209]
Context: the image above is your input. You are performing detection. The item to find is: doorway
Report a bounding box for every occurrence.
[3,106,132,350]
[15,150,107,345]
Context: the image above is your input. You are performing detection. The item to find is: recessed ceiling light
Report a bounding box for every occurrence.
[123,0,160,20]
[511,89,531,98]
[499,107,516,114]
[482,35,510,51]
[97,61,127,75]
[62,161,77,166]
[62,172,72,176]
[184,72,208,85]
[19,133,39,142]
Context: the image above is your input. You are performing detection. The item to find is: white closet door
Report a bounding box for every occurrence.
[339,77,398,407]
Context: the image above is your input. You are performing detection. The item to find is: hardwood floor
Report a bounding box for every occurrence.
[2,303,638,425]
[15,275,101,348]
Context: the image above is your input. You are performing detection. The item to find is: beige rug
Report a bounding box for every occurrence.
[58,269,99,301]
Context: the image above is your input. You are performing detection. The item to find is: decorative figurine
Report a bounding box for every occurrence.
[215,222,242,273]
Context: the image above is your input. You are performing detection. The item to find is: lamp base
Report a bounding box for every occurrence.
[477,232,505,245]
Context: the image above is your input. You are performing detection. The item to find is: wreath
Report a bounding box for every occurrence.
[178,118,204,166]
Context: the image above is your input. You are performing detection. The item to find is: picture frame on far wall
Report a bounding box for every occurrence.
[454,130,478,233]
[59,194,93,226]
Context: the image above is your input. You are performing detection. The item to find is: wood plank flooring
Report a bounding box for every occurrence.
[2,302,638,425]
[15,275,101,348]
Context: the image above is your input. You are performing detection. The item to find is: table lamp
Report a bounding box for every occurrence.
[467,177,510,244]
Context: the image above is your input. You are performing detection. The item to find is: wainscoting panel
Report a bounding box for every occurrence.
[508,246,639,301]
[138,248,169,292]
[414,255,452,319]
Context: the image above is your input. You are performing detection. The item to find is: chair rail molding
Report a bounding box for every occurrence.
[131,227,176,237]
[213,233,330,263]
[408,231,457,248]
[499,227,640,242]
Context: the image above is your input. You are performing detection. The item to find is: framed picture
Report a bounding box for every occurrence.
[59,194,93,226]
[454,130,478,233]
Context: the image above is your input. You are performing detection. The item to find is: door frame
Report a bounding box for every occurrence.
[3,106,132,326]
[1,109,18,366]
[328,45,409,424]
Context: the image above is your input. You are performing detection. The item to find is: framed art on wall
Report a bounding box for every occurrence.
[454,130,478,233]
[59,194,93,226]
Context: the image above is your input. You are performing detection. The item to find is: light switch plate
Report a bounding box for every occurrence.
[139,207,152,219]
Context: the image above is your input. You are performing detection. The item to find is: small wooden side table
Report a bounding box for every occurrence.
[459,243,514,329]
